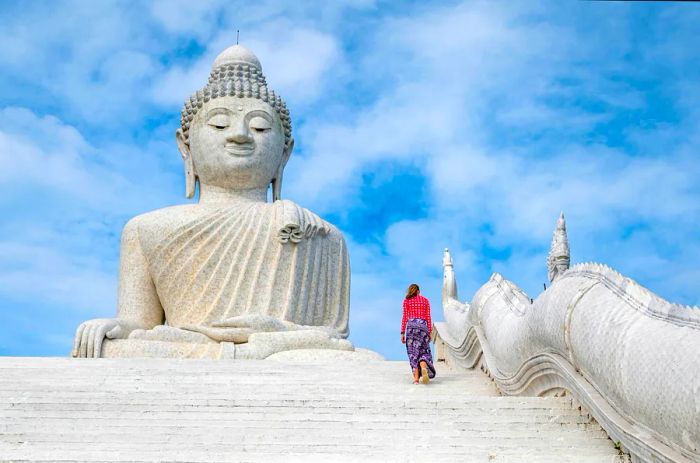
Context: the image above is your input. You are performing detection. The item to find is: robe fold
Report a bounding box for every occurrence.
[135,200,349,338]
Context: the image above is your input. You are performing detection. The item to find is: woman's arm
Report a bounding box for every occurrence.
[401,299,408,335]
[427,298,433,336]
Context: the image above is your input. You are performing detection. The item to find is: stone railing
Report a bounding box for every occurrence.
[436,248,699,463]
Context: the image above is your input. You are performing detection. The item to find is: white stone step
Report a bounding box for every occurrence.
[0,357,626,462]
[0,447,629,463]
[0,424,610,440]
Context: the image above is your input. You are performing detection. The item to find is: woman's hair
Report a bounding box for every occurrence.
[405,283,420,299]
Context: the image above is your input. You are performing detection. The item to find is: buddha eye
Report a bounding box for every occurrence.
[207,114,229,130]
[249,116,271,133]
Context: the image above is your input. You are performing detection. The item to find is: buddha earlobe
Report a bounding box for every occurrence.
[176,129,197,199]
[272,139,294,202]
[184,156,197,199]
[272,170,283,202]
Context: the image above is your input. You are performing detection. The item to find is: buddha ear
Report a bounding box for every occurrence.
[176,129,197,199]
[282,137,294,169]
[272,138,294,202]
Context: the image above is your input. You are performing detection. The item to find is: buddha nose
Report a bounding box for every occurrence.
[227,120,253,144]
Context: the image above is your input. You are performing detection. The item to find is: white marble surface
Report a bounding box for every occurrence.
[547,212,570,282]
[266,347,385,363]
[0,357,626,462]
[72,45,351,359]
[438,217,700,463]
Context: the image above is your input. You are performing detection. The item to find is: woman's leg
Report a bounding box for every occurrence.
[406,326,420,383]
[419,360,429,384]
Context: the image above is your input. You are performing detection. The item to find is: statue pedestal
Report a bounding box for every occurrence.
[102,339,233,359]
[265,348,384,362]
[101,331,381,361]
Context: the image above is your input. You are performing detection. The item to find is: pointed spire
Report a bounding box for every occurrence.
[443,248,453,268]
[442,248,458,307]
[547,212,570,282]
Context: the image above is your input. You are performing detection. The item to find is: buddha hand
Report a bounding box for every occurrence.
[237,330,355,359]
[211,314,290,332]
[213,314,342,338]
[71,318,139,358]
[180,314,291,344]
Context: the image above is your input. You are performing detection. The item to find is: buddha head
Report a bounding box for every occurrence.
[176,45,294,201]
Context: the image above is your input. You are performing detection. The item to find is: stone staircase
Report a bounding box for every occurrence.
[0,357,627,462]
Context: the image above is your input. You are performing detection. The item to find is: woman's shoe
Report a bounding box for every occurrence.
[420,365,429,384]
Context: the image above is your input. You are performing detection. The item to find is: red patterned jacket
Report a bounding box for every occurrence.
[401,294,432,335]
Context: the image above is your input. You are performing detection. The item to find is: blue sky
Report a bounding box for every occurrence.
[0,1,698,360]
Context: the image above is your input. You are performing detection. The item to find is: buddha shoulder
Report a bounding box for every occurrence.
[120,202,343,252]
[119,204,203,252]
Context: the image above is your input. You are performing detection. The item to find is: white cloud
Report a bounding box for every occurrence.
[283,1,700,322]
[150,59,212,108]
[1,1,698,359]
[0,108,94,195]
[0,2,165,124]
[245,26,340,105]
[151,23,341,109]
[0,107,178,212]
[0,241,116,315]
[150,0,227,40]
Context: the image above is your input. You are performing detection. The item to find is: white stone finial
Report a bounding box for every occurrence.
[212,44,262,71]
[443,248,453,268]
[547,212,570,282]
[442,247,458,306]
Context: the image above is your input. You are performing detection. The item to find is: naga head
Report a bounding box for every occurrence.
[547,212,570,282]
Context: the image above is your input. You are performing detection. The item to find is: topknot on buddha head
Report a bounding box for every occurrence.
[179,45,292,151]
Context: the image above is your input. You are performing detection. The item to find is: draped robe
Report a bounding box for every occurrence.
[133,199,350,339]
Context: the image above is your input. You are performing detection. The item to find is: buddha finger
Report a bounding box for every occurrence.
[79,325,91,358]
[210,316,245,328]
[180,324,247,342]
[72,324,87,357]
[243,314,288,332]
[209,326,252,342]
[218,327,254,343]
[86,325,97,358]
[105,324,124,339]
[211,314,267,328]
[93,326,108,359]
[230,328,253,343]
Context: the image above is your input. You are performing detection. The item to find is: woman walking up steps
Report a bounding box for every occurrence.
[400,284,436,384]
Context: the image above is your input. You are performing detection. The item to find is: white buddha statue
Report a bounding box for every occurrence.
[72,45,352,359]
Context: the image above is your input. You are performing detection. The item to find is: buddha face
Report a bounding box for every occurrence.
[178,96,289,192]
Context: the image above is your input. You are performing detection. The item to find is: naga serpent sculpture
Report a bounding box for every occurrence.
[436,214,699,463]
